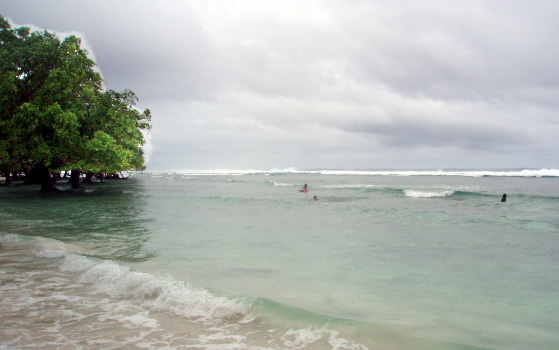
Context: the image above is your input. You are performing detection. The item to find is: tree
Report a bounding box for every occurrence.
[0,17,151,190]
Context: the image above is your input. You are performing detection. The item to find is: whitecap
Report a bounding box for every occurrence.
[146,168,559,177]
[272,182,295,187]
[404,190,455,198]
[59,256,250,325]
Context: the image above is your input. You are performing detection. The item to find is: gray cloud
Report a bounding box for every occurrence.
[3,0,559,170]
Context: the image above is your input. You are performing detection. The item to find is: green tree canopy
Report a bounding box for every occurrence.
[0,16,151,190]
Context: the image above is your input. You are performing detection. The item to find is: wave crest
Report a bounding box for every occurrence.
[154,168,559,177]
[60,254,250,324]
[404,190,455,198]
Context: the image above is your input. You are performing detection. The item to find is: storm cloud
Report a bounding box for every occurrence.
[3,0,559,170]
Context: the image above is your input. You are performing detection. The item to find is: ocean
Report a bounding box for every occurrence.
[1,169,558,349]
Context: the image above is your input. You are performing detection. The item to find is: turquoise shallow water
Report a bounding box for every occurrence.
[1,170,558,349]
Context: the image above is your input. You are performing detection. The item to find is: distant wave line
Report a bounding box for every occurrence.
[148,168,559,177]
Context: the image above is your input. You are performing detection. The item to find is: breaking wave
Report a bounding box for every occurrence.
[403,190,455,198]
[155,168,559,177]
[60,254,250,324]
[0,233,371,350]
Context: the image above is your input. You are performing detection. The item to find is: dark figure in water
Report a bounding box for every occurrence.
[501,194,507,202]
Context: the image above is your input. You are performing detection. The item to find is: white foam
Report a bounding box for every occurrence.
[151,168,559,177]
[59,256,250,324]
[0,234,88,260]
[156,168,316,176]
[282,328,323,347]
[60,254,97,272]
[144,275,249,323]
[173,169,266,176]
[102,311,159,329]
[404,190,455,198]
[322,184,382,189]
[327,330,369,350]
[320,169,559,177]
[280,328,368,350]
[0,233,24,244]
[272,182,295,187]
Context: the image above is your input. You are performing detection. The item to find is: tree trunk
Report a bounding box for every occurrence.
[84,171,94,184]
[70,169,81,189]
[31,164,60,192]
[2,171,11,185]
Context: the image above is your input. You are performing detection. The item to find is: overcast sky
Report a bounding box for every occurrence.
[3,0,559,170]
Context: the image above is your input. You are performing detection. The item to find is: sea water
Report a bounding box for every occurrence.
[1,169,558,349]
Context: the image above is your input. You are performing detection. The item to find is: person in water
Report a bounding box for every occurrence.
[303,184,308,190]
[313,196,319,200]
[501,194,507,202]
